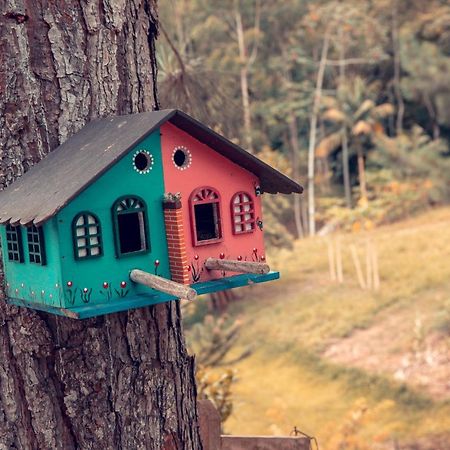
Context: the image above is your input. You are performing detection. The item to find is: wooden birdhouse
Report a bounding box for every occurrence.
[0,110,302,319]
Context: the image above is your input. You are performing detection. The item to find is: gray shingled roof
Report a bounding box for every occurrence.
[0,109,302,226]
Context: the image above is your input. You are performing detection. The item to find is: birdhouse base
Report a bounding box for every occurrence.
[6,271,280,319]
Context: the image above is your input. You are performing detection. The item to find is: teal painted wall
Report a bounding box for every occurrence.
[56,130,169,308]
[0,219,63,306]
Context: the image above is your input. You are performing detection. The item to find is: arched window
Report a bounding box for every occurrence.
[231,192,255,234]
[112,196,149,256]
[190,187,222,246]
[72,213,103,259]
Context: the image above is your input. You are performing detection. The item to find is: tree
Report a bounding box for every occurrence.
[400,3,450,139]
[157,1,235,133]
[0,3,202,449]
[317,77,394,204]
[233,0,261,154]
[167,0,262,152]
[257,0,312,238]
[299,0,387,233]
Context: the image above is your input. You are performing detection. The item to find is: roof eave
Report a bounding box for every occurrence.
[169,110,304,195]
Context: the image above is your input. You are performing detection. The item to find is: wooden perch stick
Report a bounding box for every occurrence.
[130,269,197,301]
[204,258,270,274]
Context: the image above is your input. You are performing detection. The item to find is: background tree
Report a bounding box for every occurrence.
[317,77,394,205]
[0,2,202,449]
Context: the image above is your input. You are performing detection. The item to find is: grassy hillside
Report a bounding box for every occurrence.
[204,207,450,448]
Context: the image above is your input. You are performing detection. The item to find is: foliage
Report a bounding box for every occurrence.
[325,398,399,450]
[258,146,298,247]
[316,125,450,230]
[159,0,450,239]
[196,367,235,423]
[372,127,450,203]
[318,77,394,159]
[317,176,436,231]
[185,313,252,422]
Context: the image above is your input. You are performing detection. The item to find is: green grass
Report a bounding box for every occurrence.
[199,207,450,447]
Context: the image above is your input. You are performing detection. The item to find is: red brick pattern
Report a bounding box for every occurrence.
[164,207,190,284]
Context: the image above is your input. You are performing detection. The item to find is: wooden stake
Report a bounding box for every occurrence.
[327,239,336,281]
[350,244,366,289]
[204,258,270,275]
[366,239,373,290]
[336,237,344,284]
[371,241,380,291]
[130,269,197,301]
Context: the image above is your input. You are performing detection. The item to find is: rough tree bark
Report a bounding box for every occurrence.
[0,1,202,449]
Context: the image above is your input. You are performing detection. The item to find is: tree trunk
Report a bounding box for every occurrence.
[288,115,304,239]
[341,128,352,208]
[356,144,368,203]
[307,32,330,236]
[235,5,253,153]
[239,63,253,153]
[392,0,404,136]
[338,27,352,209]
[0,2,202,449]
[234,1,260,154]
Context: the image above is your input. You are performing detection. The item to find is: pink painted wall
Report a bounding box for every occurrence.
[160,123,266,283]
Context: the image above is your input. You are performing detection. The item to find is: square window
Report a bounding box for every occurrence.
[5,225,24,263]
[27,225,46,265]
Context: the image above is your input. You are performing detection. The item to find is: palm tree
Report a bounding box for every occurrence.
[316,77,394,206]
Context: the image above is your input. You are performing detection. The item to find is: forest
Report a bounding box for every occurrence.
[159,0,450,241]
[159,1,450,448]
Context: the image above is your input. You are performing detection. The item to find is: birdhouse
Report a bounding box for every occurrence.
[0,110,302,319]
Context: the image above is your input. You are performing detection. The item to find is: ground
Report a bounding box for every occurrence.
[197,207,450,449]
[323,295,450,400]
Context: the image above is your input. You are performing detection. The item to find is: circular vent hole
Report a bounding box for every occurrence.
[134,152,151,171]
[174,149,187,167]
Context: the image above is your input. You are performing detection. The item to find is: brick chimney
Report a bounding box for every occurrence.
[163,197,190,285]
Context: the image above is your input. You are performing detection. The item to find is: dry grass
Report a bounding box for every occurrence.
[218,207,450,447]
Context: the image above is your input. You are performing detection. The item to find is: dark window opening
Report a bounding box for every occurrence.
[189,187,222,246]
[174,149,187,167]
[6,225,24,262]
[27,225,46,265]
[118,212,146,254]
[113,196,149,257]
[194,203,220,241]
[134,151,151,171]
